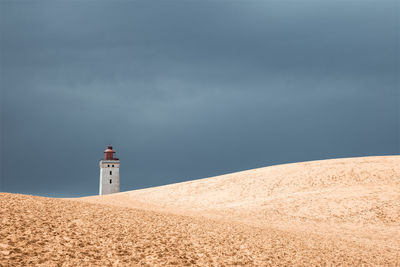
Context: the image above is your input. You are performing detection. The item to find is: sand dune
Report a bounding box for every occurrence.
[1,156,399,266]
[82,156,400,248]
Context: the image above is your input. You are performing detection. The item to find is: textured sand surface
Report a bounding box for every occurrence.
[1,156,399,266]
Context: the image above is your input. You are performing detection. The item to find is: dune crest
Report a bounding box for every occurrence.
[81,156,400,245]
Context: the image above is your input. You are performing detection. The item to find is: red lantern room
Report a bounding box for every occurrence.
[104,145,115,160]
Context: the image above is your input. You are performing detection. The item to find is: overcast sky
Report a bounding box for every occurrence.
[1,0,399,197]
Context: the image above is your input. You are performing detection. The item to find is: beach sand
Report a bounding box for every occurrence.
[1,155,399,266]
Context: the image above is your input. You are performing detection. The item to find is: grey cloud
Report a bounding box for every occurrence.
[1,0,398,197]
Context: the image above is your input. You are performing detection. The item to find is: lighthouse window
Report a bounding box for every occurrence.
[110,171,112,175]
[112,165,114,167]
[107,165,110,167]
[110,179,112,184]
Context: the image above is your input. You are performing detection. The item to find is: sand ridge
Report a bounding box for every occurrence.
[1,155,400,266]
[81,156,400,248]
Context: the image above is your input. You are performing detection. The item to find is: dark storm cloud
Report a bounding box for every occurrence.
[1,0,399,197]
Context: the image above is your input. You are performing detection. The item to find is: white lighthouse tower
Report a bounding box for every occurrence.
[99,145,120,195]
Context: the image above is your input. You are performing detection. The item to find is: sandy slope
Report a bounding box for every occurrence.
[1,155,399,266]
[82,156,400,249]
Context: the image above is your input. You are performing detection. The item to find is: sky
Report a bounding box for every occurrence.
[0,0,399,197]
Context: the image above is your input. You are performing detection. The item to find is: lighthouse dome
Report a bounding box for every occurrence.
[104,145,116,160]
[104,146,115,153]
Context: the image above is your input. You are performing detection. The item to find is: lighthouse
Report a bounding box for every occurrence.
[99,145,120,195]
